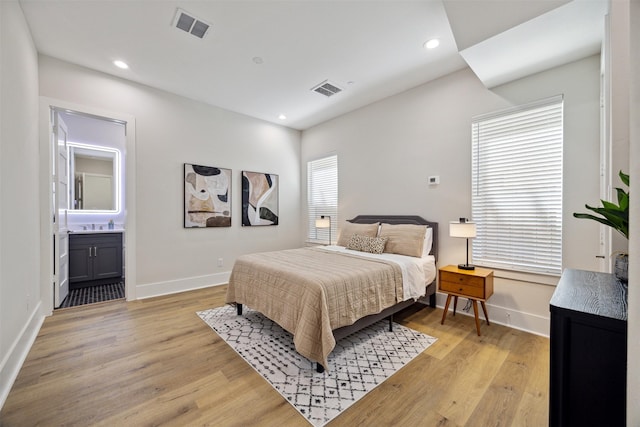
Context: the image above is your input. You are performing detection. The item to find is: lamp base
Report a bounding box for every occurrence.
[458,263,475,270]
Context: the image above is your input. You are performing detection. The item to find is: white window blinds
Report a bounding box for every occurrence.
[471,96,563,275]
[307,155,338,243]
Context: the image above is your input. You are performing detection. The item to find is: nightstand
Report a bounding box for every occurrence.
[439,265,494,336]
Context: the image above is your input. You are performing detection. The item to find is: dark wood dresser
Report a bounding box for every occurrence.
[549,268,628,427]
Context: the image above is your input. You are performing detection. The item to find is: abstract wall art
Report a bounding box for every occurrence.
[242,171,279,226]
[184,163,231,228]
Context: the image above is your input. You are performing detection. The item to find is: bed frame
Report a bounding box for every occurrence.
[237,214,438,373]
[325,216,438,366]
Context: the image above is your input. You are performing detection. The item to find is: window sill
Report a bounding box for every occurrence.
[305,239,332,247]
[478,266,560,286]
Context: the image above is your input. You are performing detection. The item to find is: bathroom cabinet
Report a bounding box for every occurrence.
[69,232,123,288]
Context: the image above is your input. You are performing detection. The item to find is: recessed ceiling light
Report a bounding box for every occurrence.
[278,114,287,120]
[424,39,440,49]
[113,60,129,69]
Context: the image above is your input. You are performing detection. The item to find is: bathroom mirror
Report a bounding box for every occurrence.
[68,142,120,212]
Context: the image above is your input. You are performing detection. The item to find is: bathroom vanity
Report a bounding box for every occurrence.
[69,231,123,288]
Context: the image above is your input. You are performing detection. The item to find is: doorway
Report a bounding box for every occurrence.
[40,98,137,314]
[53,109,126,308]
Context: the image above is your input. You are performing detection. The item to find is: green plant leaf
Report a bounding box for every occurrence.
[573,171,629,239]
[586,206,625,223]
[616,188,629,210]
[601,200,621,211]
[620,170,630,186]
[573,212,618,229]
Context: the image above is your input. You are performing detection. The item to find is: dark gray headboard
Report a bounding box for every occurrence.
[348,215,438,261]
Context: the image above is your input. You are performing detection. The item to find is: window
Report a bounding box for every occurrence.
[471,96,563,275]
[307,154,338,243]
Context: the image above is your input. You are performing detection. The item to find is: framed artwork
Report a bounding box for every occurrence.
[184,163,231,228]
[242,171,279,226]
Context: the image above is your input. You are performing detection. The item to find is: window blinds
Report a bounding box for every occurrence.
[471,97,563,275]
[307,155,338,243]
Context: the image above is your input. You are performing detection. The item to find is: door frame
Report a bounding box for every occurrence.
[39,97,137,315]
[53,112,70,307]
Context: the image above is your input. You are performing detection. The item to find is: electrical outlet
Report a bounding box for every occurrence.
[217,257,223,267]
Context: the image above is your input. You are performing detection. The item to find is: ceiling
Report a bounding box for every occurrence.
[19,0,608,131]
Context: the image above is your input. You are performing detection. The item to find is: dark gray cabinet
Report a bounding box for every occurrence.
[549,269,627,427]
[69,232,123,288]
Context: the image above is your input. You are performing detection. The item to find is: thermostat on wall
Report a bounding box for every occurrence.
[428,176,440,185]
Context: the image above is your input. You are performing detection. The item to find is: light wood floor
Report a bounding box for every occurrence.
[1,286,549,426]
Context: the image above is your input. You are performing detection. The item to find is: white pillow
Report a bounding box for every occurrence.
[422,227,433,257]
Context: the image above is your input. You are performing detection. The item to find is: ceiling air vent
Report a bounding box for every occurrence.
[311,80,343,97]
[173,8,211,39]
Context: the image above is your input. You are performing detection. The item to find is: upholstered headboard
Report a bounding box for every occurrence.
[348,215,438,261]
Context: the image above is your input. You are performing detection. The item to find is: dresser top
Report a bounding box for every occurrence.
[550,268,628,321]
[68,229,123,234]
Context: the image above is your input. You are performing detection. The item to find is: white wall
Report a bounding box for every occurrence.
[38,55,302,299]
[0,0,43,408]
[627,0,639,424]
[610,0,632,258]
[301,55,602,336]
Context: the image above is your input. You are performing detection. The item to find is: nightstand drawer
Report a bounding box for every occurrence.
[440,265,494,336]
[440,280,485,298]
[440,271,485,288]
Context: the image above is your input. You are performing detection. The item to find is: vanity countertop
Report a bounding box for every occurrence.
[68,229,124,234]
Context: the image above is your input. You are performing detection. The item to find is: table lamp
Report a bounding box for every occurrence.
[315,215,331,245]
[450,218,476,270]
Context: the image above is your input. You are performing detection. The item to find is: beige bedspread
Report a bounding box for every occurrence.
[225,247,404,370]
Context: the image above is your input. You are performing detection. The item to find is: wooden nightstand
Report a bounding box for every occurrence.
[439,265,494,336]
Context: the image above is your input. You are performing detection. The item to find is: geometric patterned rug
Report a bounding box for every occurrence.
[59,281,125,308]
[197,305,437,426]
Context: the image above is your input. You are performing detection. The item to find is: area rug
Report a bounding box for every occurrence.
[197,305,437,426]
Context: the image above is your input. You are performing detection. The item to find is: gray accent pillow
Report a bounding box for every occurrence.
[347,234,388,254]
[346,234,366,251]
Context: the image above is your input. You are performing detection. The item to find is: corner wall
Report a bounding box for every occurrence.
[0,1,44,408]
[301,55,602,336]
[627,0,639,424]
[38,55,302,300]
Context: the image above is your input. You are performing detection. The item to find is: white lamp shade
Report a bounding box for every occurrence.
[449,221,476,238]
[315,217,331,228]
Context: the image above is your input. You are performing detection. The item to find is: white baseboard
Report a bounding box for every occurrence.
[435,293,550,337]
[0,301,45,410]
[136,280,551,336]
[135,272,230,300]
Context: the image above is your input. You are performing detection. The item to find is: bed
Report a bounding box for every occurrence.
[225,215,438,372]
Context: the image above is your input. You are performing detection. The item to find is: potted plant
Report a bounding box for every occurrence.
[573,170,629,282]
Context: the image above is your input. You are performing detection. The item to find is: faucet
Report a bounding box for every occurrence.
[91,224,95,230]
